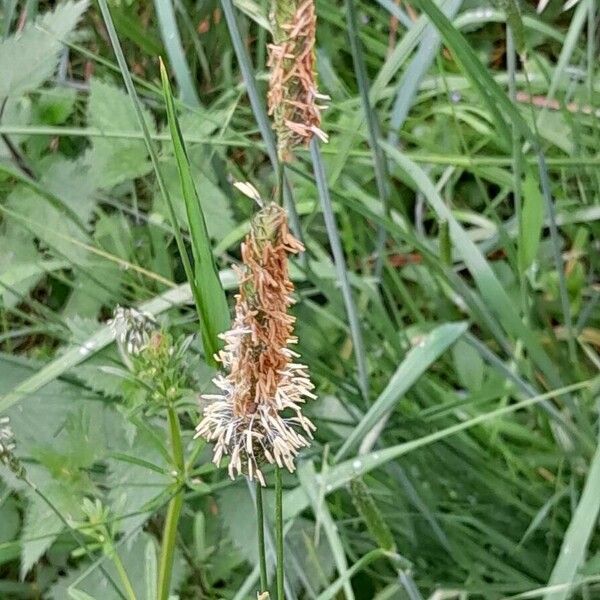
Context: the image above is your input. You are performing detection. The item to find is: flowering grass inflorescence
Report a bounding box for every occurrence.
[196,203,316,485]
[267,0,329,161]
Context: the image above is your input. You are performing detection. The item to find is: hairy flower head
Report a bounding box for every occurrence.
[268,0,329,162]
[196,204,315,485]
[0,416,25,479]
[109,306,158,355]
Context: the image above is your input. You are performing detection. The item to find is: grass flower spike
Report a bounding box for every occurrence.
[196,203,316,485]
[268,0,329,161]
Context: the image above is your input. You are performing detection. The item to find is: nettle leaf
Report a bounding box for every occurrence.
[48,532,186,600]
[35,87,78,125]
[41,155,98,224]
[0,486,20,544]
[0,0,89,99]
[106,424,171,537]
[0,96,32,158]
[0,228,66,309]
[85,79,154,188]
[4,161,95,265]
[3,154,100,297]
[20,468,89,578]
[0,357,125,574]
[63,317,126,397]
[62,212,133,319]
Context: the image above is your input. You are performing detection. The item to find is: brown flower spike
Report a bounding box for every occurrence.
[268,0,329,161]
[195,204,316,485]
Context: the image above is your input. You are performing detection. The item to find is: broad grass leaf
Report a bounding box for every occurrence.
[0,1,89,99]
[544,441,600,600]
[452,339,485,392]
[350,478,396,552]
[160,61,230,362]
[157,153,235,240]
[68,590,98,600]
[518,172,545,273]
[145,537,159,600]
[336,322,468,459]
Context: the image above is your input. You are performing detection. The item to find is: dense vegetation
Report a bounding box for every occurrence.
[0,0,599,598]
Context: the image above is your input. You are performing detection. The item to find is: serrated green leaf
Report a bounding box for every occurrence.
[85,79,154,188]
[0,494,20,544]
[20,473,86,577]
[0,1,89,99]
[0,227,66,308]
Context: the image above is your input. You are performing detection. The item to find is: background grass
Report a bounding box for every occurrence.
[0,0,599,598]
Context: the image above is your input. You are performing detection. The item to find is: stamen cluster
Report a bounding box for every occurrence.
[196,204,315,485]
[268,0,329,161]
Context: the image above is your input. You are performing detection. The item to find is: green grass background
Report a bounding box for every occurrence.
[0,0,599,598]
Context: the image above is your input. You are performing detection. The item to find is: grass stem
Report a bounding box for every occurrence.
[275,467,285,600]
[112,547,138,600]
[256,482,268,593]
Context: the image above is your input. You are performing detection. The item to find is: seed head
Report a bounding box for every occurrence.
[268,0,329,162]
[109,306,158,355]
[196,204,316,485]
[0,416,25,479]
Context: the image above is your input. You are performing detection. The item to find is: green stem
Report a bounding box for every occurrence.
[111,545,138,600]
[256,482,268,592]
[275,467,284,600]
[277,162,285,207]
[157,406,185,600]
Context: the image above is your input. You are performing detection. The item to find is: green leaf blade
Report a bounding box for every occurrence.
[159,61,230,363]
